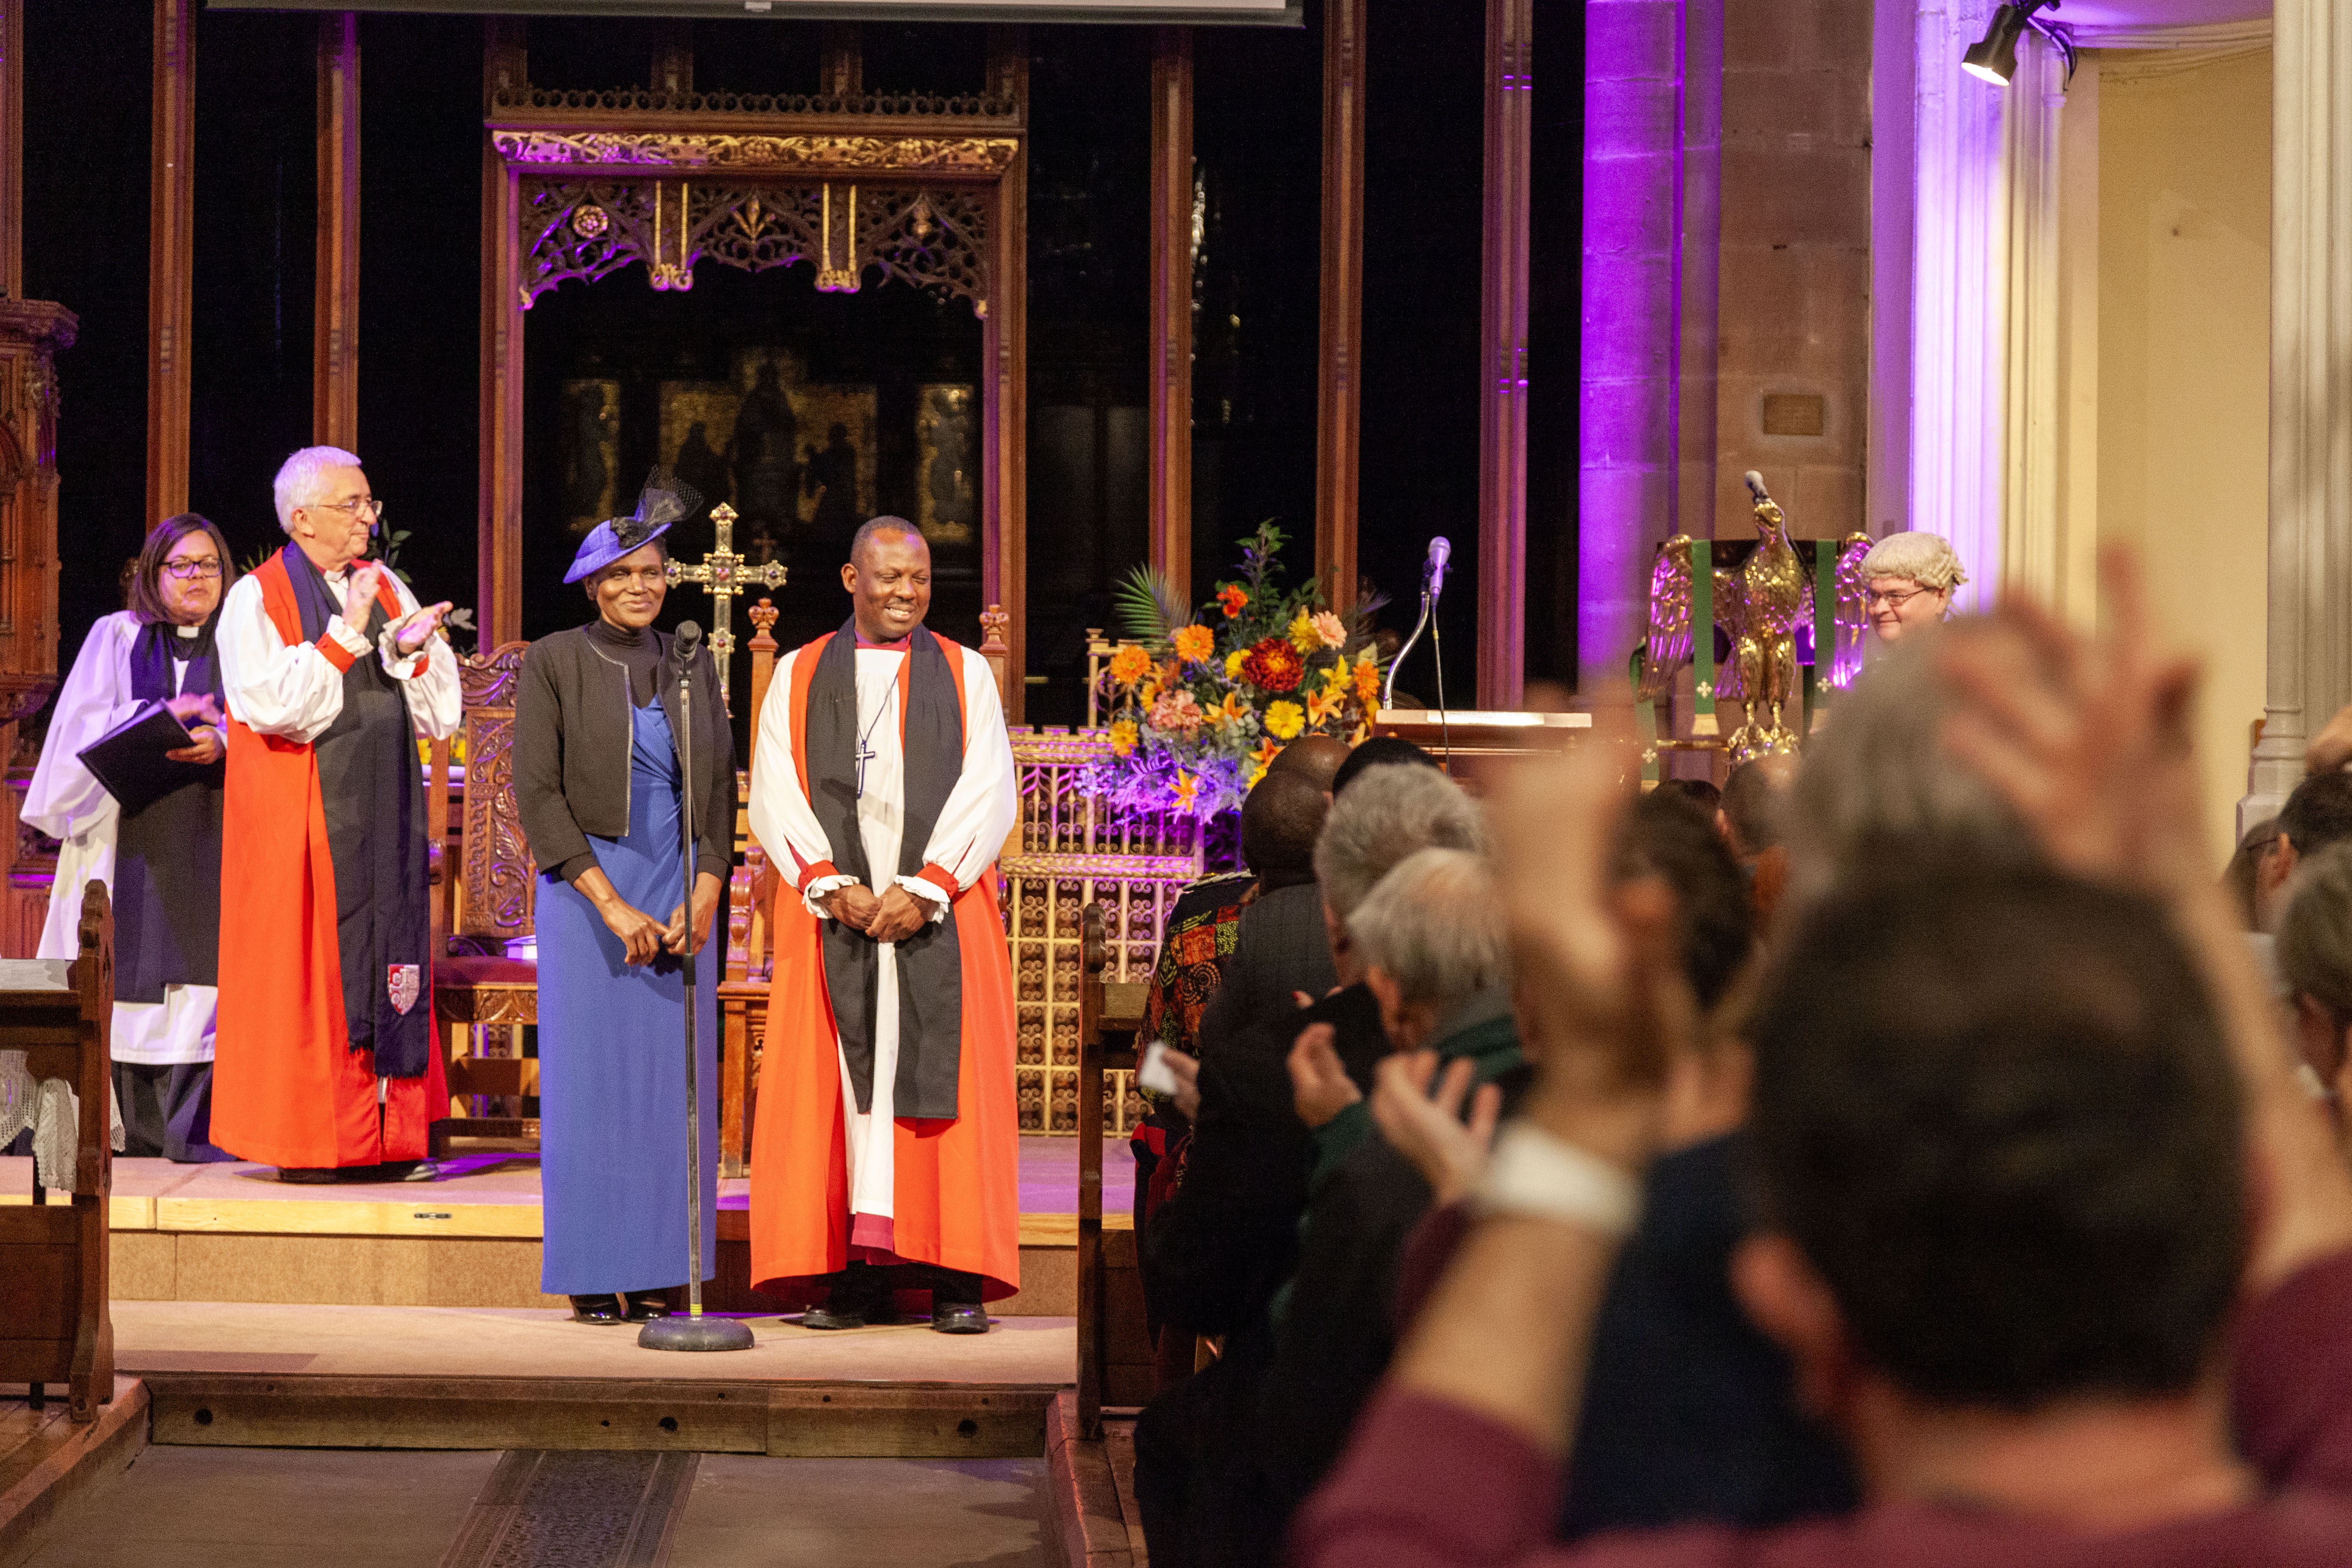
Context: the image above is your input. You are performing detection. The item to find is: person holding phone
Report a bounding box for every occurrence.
[21,514,236,1161]
[514,477,733,1326]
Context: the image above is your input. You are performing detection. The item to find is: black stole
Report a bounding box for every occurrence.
[805,619,966,1118]
[115,618,225,1004]
[284,545,432,1080]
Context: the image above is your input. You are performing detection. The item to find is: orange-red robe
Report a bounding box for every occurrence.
[747,632,1021,1302]
[210,552,449,1168]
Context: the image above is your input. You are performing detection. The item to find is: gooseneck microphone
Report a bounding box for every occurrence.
[1383,537,1455,766]
[1424,535,1453,597]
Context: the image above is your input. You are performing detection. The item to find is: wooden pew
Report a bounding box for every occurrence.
[0,882,115,1421]
[1077,901,1149,1439]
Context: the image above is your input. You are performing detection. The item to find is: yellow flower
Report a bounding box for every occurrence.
[1225,648,1249,681]
[1109,643,1154,689]
[1138,679,1163,710]
[1349,719,1372,745]
[1109,719,1139,757]
[1320,660,1352,695]
[1247,762,1269,788]
[1307,687,1344,727]
[1172,623,1217,665]
[1265,700,1305,741]
[1287,611,1321,655]
[1172,770,1200,812]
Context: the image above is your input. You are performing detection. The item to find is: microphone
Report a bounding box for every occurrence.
[670,620,703,682]
[1424,536,1453,597]
[1743,470,1771,504]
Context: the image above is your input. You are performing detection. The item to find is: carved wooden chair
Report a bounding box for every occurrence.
[428,641,539,1157]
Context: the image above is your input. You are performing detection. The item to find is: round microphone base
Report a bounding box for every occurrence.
[638,1314,757,1353]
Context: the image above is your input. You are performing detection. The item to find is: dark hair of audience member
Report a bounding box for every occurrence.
[1656,777,1722,814]
[2280,771,2352,858]
[2280,841,2352,1036]
[2224,816,2279,931]
[1616,789,1754,1013]
[1330,736,1439,798]
[1720,759,1792,861]
[1240,769,1329,888]
[1747,869,2246,1411]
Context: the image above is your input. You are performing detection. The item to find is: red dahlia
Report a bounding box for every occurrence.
[1240,637,1305,693]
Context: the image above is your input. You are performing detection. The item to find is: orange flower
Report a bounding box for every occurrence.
[1250,737,1282,771]
[1172,623,1217,665]
[1311,610,1348,649]
[1109,643,1154,689]
[1353,654,1383,711]
[1211,691,1252,728]
[1173,770,1200,812]
[1109,719,1139,757]
[1217,584,1249,619]
[1307,687,1344,727]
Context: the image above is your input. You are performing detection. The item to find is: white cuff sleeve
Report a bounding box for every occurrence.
[897,874,952,923]
[803,873,859,917]
[327,617,368,658]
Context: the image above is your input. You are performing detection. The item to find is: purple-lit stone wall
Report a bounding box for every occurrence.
[1579,0,1684,691]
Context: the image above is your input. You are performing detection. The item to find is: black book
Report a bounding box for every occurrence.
[77,701,199,815]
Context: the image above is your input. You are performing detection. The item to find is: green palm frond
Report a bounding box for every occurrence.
[1114,564,1193,644]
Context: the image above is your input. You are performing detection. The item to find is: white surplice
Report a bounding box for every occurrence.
[216,558,461,746]
[747,638,1017,1229]
[23,612,220,1065]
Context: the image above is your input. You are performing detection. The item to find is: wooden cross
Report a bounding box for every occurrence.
[664,502,787,711]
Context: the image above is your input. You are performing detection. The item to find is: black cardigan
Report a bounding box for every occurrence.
[514,622,736,888]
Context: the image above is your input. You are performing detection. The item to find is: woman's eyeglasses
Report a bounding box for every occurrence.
[161,561,223,582]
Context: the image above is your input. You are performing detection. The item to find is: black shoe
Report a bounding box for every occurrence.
[931,1302,990,1335]
[624,1292,672,1323]
[800,1299,867,1331]
[276,1167,341,1184]
[569,1294,625,1325]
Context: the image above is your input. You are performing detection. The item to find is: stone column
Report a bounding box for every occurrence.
[1578,0,1681,691]
[2247,0,2352,823]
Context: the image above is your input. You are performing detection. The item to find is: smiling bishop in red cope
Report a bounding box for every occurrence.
[747,516,1020,1334]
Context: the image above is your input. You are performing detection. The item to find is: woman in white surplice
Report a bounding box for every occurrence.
[21,514,236,1162]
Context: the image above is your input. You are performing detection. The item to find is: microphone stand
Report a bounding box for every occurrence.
[640,631,754,1353]
[1382,552,1453,769]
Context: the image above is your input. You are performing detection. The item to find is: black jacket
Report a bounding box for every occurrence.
[514,623,736,887]
[1194,882,1338,1060]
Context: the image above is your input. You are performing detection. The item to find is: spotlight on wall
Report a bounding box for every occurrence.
[1963,0,2073,86]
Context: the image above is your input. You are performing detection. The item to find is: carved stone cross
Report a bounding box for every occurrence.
[664,502,788,711]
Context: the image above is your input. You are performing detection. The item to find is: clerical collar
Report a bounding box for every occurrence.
[174,623,200,639]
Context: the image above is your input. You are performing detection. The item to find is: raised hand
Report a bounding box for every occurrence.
[1372,1051,1503,1206]
[392,601,455,657]
[1287,1022,1361,1130]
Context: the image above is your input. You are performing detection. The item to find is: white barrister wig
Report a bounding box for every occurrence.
[1858,531,1969,593]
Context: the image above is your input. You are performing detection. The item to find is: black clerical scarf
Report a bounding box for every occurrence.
[805,619,966,1119]
[115,617,226,1004]
[284,545,432,1080]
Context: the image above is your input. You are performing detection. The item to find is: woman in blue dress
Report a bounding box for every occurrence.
[514,481,735,1325]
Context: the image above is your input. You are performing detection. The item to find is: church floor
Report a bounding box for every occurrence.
[110,1299,1077,1385]
[15,1444,1053,1568]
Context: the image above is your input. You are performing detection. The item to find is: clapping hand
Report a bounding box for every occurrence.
[391,600,455,657]
[1287,1022,1362,1130]
[1372,1051,1503,1206]
[163,693,225,765]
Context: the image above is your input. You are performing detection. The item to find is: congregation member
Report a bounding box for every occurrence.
[1134,756,1334,1387]
[22,514,236,1162]
[2276,840,2352,1120]
[515,484,732,1326]
[2253,768,2352,931]
[213,447,458,1182]
[1716,753,1798,923]
[1295,559,2352,1568]
[1135,761,1482,1565]
[1191,768,1341,1058]
[747,516,1020,1334]
[1856,531,1965,645]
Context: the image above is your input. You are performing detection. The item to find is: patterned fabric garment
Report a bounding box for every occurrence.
[1132,871,1260,1236]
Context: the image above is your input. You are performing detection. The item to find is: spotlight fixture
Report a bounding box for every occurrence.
[1962,0,2069,87]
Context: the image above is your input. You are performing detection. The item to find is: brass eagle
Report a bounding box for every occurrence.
[1640,473,1871,765]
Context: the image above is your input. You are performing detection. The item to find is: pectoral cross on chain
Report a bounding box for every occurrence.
[664,502,788,712]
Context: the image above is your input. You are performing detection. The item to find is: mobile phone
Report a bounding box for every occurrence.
[1137,1039,1181,1097]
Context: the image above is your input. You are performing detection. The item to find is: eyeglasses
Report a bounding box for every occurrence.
[313,496,385,521]
[160,560,223,581]
[1865,585,1933,609]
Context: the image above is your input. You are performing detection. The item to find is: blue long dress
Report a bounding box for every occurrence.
[536,700,719,1295]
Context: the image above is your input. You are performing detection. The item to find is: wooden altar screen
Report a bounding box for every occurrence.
[476,39,1033,713]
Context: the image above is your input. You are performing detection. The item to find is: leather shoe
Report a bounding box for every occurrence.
[800,1299,867,1331]
[569,1294,625,1325]
[931,1302,990,1335]
[276,1167,341,1184]
[624,1292,671,1323]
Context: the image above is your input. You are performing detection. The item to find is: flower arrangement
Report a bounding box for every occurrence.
[1093,522,1387,820]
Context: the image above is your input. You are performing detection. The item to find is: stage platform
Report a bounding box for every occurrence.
[0,1138,1136,1317]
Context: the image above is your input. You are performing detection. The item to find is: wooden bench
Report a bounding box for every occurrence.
[0,882,115,1422]
[1076,901,1152,1438]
